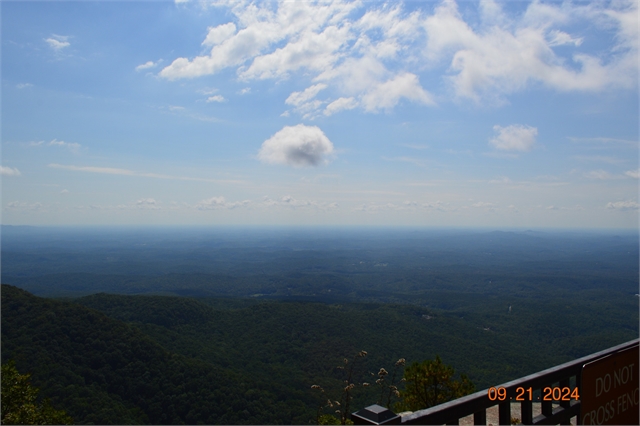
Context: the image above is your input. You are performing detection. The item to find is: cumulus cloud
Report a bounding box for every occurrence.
[159,1,432,115]
[136,198,159,209]
[196,196,250,210]
[324,97,358,116]
[489,125,537,152]
[606,200,639,211]
[16,83,33,89]
[206,95,226,103]
[6,201,44,211]
[158,0,637,113]
[1,166,21,176]
[202,23,237,46]
[361,73,434,112]
[425,0,637,101]
[262,195,338,211]
[44,34,70,51]
[471,201,495,208]
[258,124,334,167]
[135,61,159,71]
[625,169,640,179]
[283,84,328,118]
[285,84,327,107]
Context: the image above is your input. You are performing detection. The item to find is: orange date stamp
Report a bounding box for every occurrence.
[487,386,580,401]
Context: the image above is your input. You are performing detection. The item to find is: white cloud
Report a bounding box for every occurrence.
[25,139,81,151]
[381,156,427,168]
[6,201,44,211]
[489,124,537,152]
[547,30,583,47]
[238,87,251,95]
[568,136,638,145]
[424,0,637,101]
[239,24,352,81]
[284,84,328,118]
[136,198,159,209]
[16,83,33,89]
[0,166,21,176]
[489,176,511,184]
[471,201,495,208]
[198,88,218,95]
[584,170,618,180]
[196,196,250,210]
[258,124,334,167]
[357,200,450,212]
[206,95,226,103]
[572,155,624,164]
[360,73,434,112]
[45,34,70,51]
[135,61,158,71]
[262,195,338,211]
[625,169,640,179]
[48,163,244,184]
[202,23,237,46]
[159,0,638,111]
[50,164,134,176]
[48,139,81,152]
[285,84,327,107]
[324,97,358,116]
[606,200,639,211]
[60,189,69,194]
[159,1,431,116]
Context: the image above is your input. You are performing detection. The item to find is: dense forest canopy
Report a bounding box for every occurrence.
[1,227,638,424]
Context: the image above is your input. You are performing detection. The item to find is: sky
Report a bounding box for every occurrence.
[1,0,638,228]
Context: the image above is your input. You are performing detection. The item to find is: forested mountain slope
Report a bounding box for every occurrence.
[1,285,308,424]
[2,284,637,424]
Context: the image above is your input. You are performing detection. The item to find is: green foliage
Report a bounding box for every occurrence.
[1,285,303,424]
[318,413,342,425]
[395,356,475,412]
[2,279,637,424]
[1,360,73,425]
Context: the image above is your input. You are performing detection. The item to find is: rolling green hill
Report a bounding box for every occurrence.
[3,283,637,424]
[1,285,309,424]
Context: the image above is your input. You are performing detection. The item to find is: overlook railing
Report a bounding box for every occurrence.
[351,338,639,425]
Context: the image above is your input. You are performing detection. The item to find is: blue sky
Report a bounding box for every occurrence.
[1,0,638,228]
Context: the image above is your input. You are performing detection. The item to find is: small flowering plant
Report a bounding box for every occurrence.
[312,352,406,425]
[375,358,405,408]
[312,350,367,425]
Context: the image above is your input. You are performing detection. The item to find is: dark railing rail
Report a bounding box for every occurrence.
[352,338,639,425]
